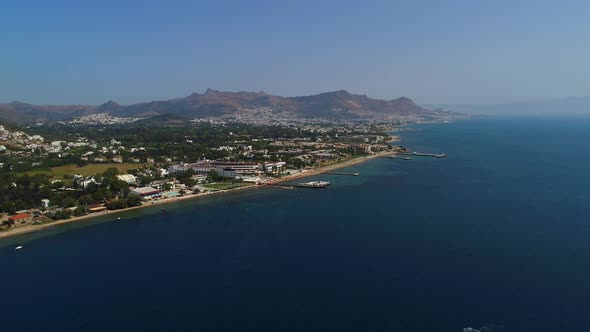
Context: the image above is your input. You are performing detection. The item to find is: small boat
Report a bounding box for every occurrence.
[161,208,167,213]
[117,217,121,220]
[15,246,23,250]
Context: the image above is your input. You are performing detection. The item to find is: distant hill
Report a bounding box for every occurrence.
[0,89,450,124]
[289,90,429,119]
[0,101,93,124]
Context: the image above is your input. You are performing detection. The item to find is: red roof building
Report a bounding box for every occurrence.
[8,213,33,225]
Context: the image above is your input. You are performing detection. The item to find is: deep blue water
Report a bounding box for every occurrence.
[2,116,590,331]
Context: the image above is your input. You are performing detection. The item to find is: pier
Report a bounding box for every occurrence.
[397,152,447,158]
[265,183,294,190]
[321,172,360,176]
[383,155,412,160]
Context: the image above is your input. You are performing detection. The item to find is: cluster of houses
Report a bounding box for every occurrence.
[2,116,394,174]
[0,183,164,230]
[1,129,397,230]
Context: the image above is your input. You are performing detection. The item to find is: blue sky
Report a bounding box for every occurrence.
[1,0,589,105]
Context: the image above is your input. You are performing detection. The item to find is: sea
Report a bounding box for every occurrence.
[1,116,590,332]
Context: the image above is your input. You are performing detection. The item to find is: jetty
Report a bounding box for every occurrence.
[397,152,447,158]
[265,183,294,190]
[321,172,360,176]
[383,155,412,160]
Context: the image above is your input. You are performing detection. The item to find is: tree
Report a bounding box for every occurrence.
[207,169,220,183]
[3,200,16,214]
[103,167,119,178]
[138,175,154,187]
[106,199,128,210]
[85,182,99,193]
[293,158,305,169]
[102,177,129,198]
[78,195,95,206]
[178,177,196,187]
[91,191,105,202]
[61,197,76,208]
[49,193,63,207]
[15,174,32,188]
[181,168,195,177]
[39,186,52,199]
[73,206,86,217]
[52,209,72,220]
[126,195,142,207]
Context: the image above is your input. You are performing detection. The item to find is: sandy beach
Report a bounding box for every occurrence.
[0,151,394,240]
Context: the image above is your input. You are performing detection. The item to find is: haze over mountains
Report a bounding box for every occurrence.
[0,89,453,124]
[427,96,590,116]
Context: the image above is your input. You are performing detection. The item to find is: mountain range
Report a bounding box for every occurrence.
[0,89,450,124]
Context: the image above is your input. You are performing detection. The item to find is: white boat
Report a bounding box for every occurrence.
[297,181,331,188]
[15,246,23,250]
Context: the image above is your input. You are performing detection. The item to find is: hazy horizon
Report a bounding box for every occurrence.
[2,0,590,106]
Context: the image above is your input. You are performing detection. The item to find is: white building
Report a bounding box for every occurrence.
[131,187,162,200]
[263,162,286,174]
[41,199,50,208]
[117,174,137,184]
[216,167,236,178]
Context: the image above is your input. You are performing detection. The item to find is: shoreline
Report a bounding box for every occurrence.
[0,151,393,240]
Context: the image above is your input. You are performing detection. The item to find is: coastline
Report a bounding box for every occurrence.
[0,151,394,240]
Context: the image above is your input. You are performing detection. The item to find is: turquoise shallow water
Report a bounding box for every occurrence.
[1,116,590,331]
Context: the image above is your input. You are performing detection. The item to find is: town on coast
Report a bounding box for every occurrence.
[0,149,400,239]
[0,120,412,239]
[0,89,464,240]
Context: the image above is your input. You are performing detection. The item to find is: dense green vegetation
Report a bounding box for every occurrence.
[28,122,316,145]
[1,123,322,174]
[0,120,391,217]
[0,167,138,215]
